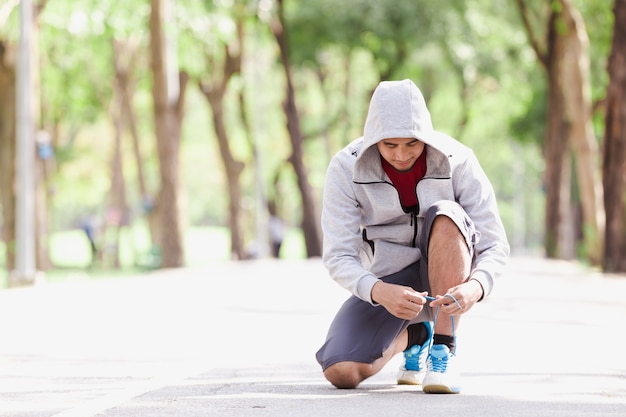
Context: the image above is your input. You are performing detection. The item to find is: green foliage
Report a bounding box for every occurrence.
[510,81,548,146]
[1,0,617,265]
[35,0,155,231]
[39,0,149,129]
[576,0,612,102]
[286,0,465,80]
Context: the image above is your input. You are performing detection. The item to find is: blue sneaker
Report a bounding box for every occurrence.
[422,344,461,394]
[396,322,433,385]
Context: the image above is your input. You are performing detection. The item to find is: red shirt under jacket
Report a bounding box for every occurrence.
[381,147,427,210]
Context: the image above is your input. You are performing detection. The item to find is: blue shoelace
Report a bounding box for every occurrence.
[425,293,462,358]
[428,346,449,372]
[404,344,424,371]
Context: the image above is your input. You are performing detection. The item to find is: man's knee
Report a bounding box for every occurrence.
[422,201,476,258]
[431,214,462,239]
[430,215,471,260]
[323,362,364,389]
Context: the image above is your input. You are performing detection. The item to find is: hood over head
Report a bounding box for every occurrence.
[363,79,435,149]
[354,79,442,181]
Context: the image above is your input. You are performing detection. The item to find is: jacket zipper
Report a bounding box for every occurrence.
[392,181,420,248]
[359,180,422,249]
[411,211,418,247]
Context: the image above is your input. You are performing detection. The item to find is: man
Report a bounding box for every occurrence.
[316,79,509,394]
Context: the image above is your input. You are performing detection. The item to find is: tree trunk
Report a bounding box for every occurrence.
[0,40,16,273]
[270,0,322,258]
[107,53,130,269]
[113,38,159,250]
[107,112,126,269]
[199,82,246,260]
[2,0,49,281]
[33,1,51,272]
[149,0,186,268]
[237,16,271,259]
[558,0,604,265]
[112,38,159,265]
[516,0,603,261]
[198,15,247,260]
[602,0,626,272]
[544,6,575,260]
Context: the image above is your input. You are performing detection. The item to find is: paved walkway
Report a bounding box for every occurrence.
[0,256,625,416]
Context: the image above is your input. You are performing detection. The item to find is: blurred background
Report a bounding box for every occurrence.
[1,0,624,287]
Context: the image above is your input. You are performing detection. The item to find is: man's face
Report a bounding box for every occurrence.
[376,137,425,172]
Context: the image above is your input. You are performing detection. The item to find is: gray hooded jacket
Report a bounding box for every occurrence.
[321,79,509,304]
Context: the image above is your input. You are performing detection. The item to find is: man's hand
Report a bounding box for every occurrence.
[371,281,429,320]
[428,279,483,316]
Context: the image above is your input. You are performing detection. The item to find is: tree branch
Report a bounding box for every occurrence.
[515,0,548,69]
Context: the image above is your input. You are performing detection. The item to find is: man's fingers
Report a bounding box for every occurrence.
[406,291,429,305]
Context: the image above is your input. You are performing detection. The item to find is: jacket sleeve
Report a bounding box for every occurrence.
[321,155,381,304]
[454,151,510,299]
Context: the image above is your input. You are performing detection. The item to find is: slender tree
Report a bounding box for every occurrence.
[197,10,247,260]
[602,0,626,272]
[0,0,50,282]
[113,38,157,247]
[33,0,52,272]
[102,39,135,268]
[149,0,188,268]
[269,0,322,257]
[0,39,17,273]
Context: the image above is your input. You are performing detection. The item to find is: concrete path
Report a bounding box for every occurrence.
[0,256,625,416]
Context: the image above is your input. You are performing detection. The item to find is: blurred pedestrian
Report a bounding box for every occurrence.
[268,201,285,258]
[80,216,98,268]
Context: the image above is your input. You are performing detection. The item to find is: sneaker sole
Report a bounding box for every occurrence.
[396,370,425,386]
[397,378,423,386]
[422,384,461,394]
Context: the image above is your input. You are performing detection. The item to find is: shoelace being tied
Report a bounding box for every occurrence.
[424,293,462,370]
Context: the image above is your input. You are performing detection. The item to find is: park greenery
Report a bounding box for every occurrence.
[1,0,625,286]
